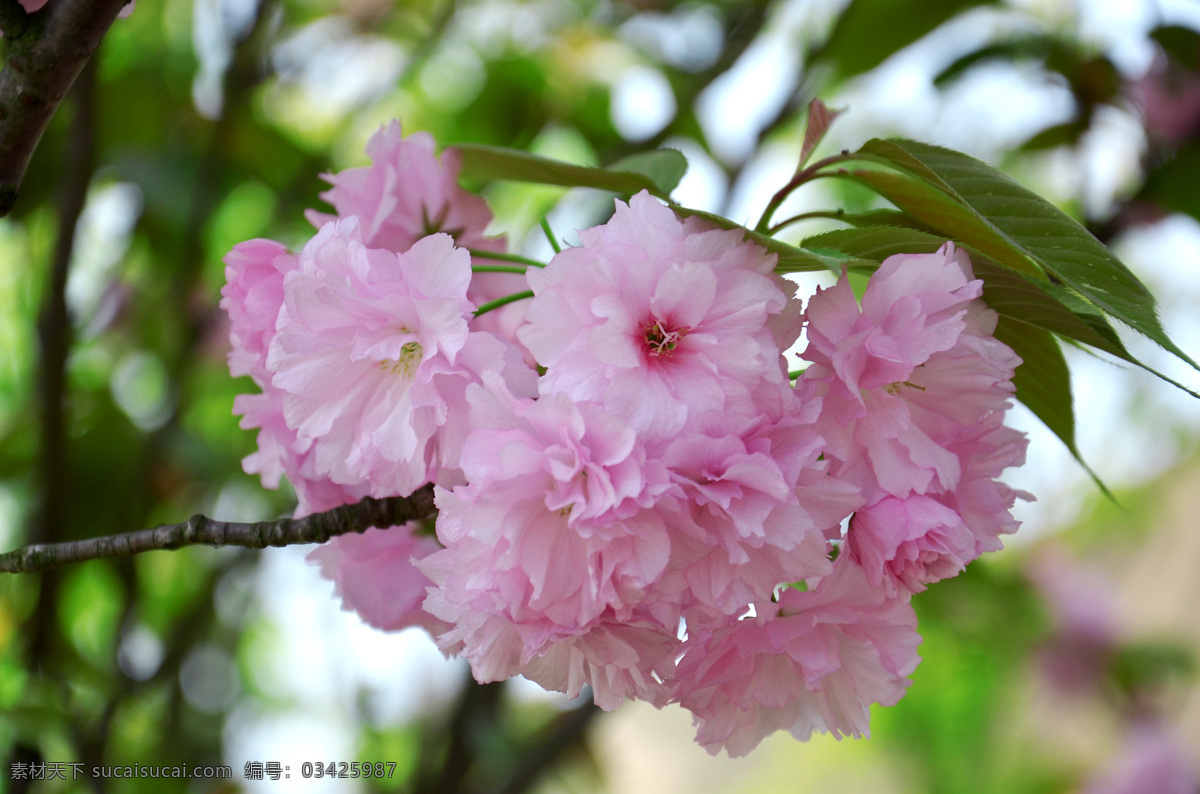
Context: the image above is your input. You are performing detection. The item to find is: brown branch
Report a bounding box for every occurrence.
[0,0,130,217]
[0,0,34,40]
[27,53,96,665]
[498,694,601,794]
[0,485,438,574]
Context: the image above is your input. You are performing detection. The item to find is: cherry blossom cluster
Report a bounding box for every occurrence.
[221,121,1030,756]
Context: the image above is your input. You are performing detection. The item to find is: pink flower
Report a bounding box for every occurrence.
[1027,545,1119,693]
[803,245,981,401]
[221,238,370,513]
[221,238,295,386]
[799,243,1030,593]
[941,414,1030,554]
[267,217,531,497]
[842,409,1029,597]
[519,614,681,710]
[1084,723,1199,794]
[800,245,1022,499]
[305,121,498,254]
[673,557,921,757]
[305,120,529,352]
[421,372,680,705]
[308,524,448,636]
[656,409,848,618]
[847,495,974,595]
[519,191,802,441]
[232,389,373,515]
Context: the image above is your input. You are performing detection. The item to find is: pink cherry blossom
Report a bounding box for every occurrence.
[304,120,529,351]
[305,121,497,254]
[656,409,848,619]
[421,371,680,705]
[222,232,451,638]
[221,238,295,386]
[221,237,365,512]
[519,613,681,709]
[1028,545,1120,693]
[1132,53,1200,148]
[673,557,922,757]
[802,243,982,401]
[799,243,1029,594]
[847,495,974,595]
[267,217,532,497]
[519,191,802,441]
[231,389,370,513]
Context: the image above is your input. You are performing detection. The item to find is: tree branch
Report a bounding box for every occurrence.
[498,694,601,794]
[0,0,34,40]
[0,485,438,574]
[0,0,130,217]
[27,47,96,666]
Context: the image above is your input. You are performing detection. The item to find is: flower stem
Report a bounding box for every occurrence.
[754,152,858,235]
[467,249,546,268]
[768,208,847,235]
[540,217,562,254]
[471,265,531,274]
[475,290,534,317]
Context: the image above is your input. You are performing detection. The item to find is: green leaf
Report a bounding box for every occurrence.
[1018,119,1091,152]
[825,208,947,234]
[974,262,1124,353]
[804,225,948,262]
[933,40,1041,86]
[992,320,1109,494]
[1151,25,1200,67]
[667,203,835,273]
[1142,140,1200,222]
[452,143,666,197]
[809,0,994,81]
[608,149,688,195]
[855,138,1199,371]
[845,169,1044,277]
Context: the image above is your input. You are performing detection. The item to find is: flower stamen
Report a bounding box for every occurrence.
[644,320,687,358]
[380,340,424,378]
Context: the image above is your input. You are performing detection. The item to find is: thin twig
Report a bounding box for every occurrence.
[0,485,438,574]
[754,152,857,234]
[0,0,130,216]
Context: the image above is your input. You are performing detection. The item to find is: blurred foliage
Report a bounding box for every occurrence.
[1,0,1198,792]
